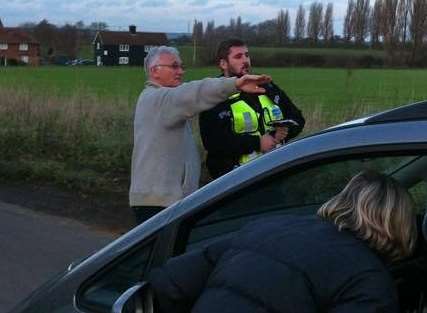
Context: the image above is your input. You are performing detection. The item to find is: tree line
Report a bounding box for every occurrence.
[18,20,108,62]
[193,0,427,66]
[14,0,427,67]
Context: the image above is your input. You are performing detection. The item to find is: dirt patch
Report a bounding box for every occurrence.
[0,181,135,234]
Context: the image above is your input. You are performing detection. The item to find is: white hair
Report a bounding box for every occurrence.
[144,46,181,75]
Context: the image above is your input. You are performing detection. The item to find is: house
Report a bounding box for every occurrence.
[93,25,168,66]
[0,20,40,66]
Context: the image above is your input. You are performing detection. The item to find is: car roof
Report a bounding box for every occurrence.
[169,100,427,216]
[325,100,427,132]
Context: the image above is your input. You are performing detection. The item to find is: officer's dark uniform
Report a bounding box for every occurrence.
[199,81,305,179]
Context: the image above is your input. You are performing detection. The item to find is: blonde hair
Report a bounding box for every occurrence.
[317,170,417,261]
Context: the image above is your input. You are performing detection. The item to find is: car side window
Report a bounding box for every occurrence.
[410,181,427,214]
[76,238,155,313]
[184,154,425,251]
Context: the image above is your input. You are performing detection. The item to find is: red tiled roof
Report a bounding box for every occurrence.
[0,27,39,44]
[96,31,167,45]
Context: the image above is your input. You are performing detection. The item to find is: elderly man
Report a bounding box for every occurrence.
[129,46,271,224]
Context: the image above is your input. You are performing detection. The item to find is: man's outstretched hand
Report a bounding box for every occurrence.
[235,74,272,94]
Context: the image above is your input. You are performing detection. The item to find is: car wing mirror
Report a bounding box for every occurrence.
[112,281,153,313]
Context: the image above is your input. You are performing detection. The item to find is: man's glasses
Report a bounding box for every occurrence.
[155,63,185,70]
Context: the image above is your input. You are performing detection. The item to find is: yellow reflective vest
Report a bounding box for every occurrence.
[229,93,284,165]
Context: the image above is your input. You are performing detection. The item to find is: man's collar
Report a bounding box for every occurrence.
[145,80,163,88]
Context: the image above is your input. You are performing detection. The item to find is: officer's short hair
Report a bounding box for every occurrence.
[215,38,247,65]
[144,46,181,75]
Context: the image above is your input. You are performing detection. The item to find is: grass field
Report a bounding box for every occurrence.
[1,65,427,195]
[1,65,426,126]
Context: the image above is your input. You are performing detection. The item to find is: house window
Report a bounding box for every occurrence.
[119,44,129,52]
[21,56,29,63]
[96,42,100,50]
[19,43,29,51]
[144,45,155,52]
[0,43,8,50]
[104,50,108,56]
[119,57,129,65]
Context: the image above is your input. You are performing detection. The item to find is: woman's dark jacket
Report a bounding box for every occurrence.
[149,215,398,313]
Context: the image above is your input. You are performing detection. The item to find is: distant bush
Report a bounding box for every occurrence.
[182,45,386,68]
[250,50,384,68]
[6,58,27,66]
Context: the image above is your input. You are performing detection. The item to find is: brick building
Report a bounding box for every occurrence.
[0,20,40,66]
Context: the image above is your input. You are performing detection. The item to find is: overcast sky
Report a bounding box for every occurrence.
[3,0,351,34]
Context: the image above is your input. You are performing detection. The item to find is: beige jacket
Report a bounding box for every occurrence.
[129,77,237,207]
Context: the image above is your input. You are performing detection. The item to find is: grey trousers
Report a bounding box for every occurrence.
[132,206,164,225]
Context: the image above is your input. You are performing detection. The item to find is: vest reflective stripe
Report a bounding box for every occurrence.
[259,95,284,132]
[230,94,285,165]
[239,151,261,164]
[230,100,259,134]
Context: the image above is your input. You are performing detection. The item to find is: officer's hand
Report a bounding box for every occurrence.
[260,134,278,153]
[235,74,272,94]
[274,126,289,142]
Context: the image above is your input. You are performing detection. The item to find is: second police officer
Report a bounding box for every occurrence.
[199,38,306,179]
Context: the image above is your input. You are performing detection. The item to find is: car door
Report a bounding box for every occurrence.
[71,123,427,313]
[174,150,427,255]
[74,147,427,313]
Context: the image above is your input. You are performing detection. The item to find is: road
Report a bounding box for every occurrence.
[0,201,115,313]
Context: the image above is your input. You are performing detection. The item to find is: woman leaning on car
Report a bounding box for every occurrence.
[148,170,417,313]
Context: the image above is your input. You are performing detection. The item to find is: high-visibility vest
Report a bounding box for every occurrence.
[229,93,284,165]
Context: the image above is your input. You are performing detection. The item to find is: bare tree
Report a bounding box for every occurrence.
[294,4,306,41]
[343,0,356,42]
[56,24,79,59]
[257,19,278,45]
[33,19,58,60]
[229,18,236,36]
[370,0,383,46]
[307,2,323,44]
[409,0,427,64]
[277,9,291,45]
[396,0,412,46]
[277,9,285,45]
[382,0,399,63]
[203,20,216,63]
[192,19,203,65]
[353,0,371,45]
[322,3,334,43]
[283,10,291,43]
[235,16,243,38]
[89,22,108,31]
[192,19,204,44]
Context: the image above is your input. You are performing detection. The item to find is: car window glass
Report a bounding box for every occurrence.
[185,154,426,251]
[76,239,154,313]
[410,181,427,214]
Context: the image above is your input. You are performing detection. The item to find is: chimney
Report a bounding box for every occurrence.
[129,25,136,34]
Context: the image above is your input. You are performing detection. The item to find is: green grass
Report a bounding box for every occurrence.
[1,65,427,195]
[259,67,427,127]
[1,66,425,124]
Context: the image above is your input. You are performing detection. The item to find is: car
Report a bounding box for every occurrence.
[66,58,95,66]
[10,101,427,313]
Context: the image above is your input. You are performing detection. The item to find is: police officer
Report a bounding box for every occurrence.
[199,38,305,179]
